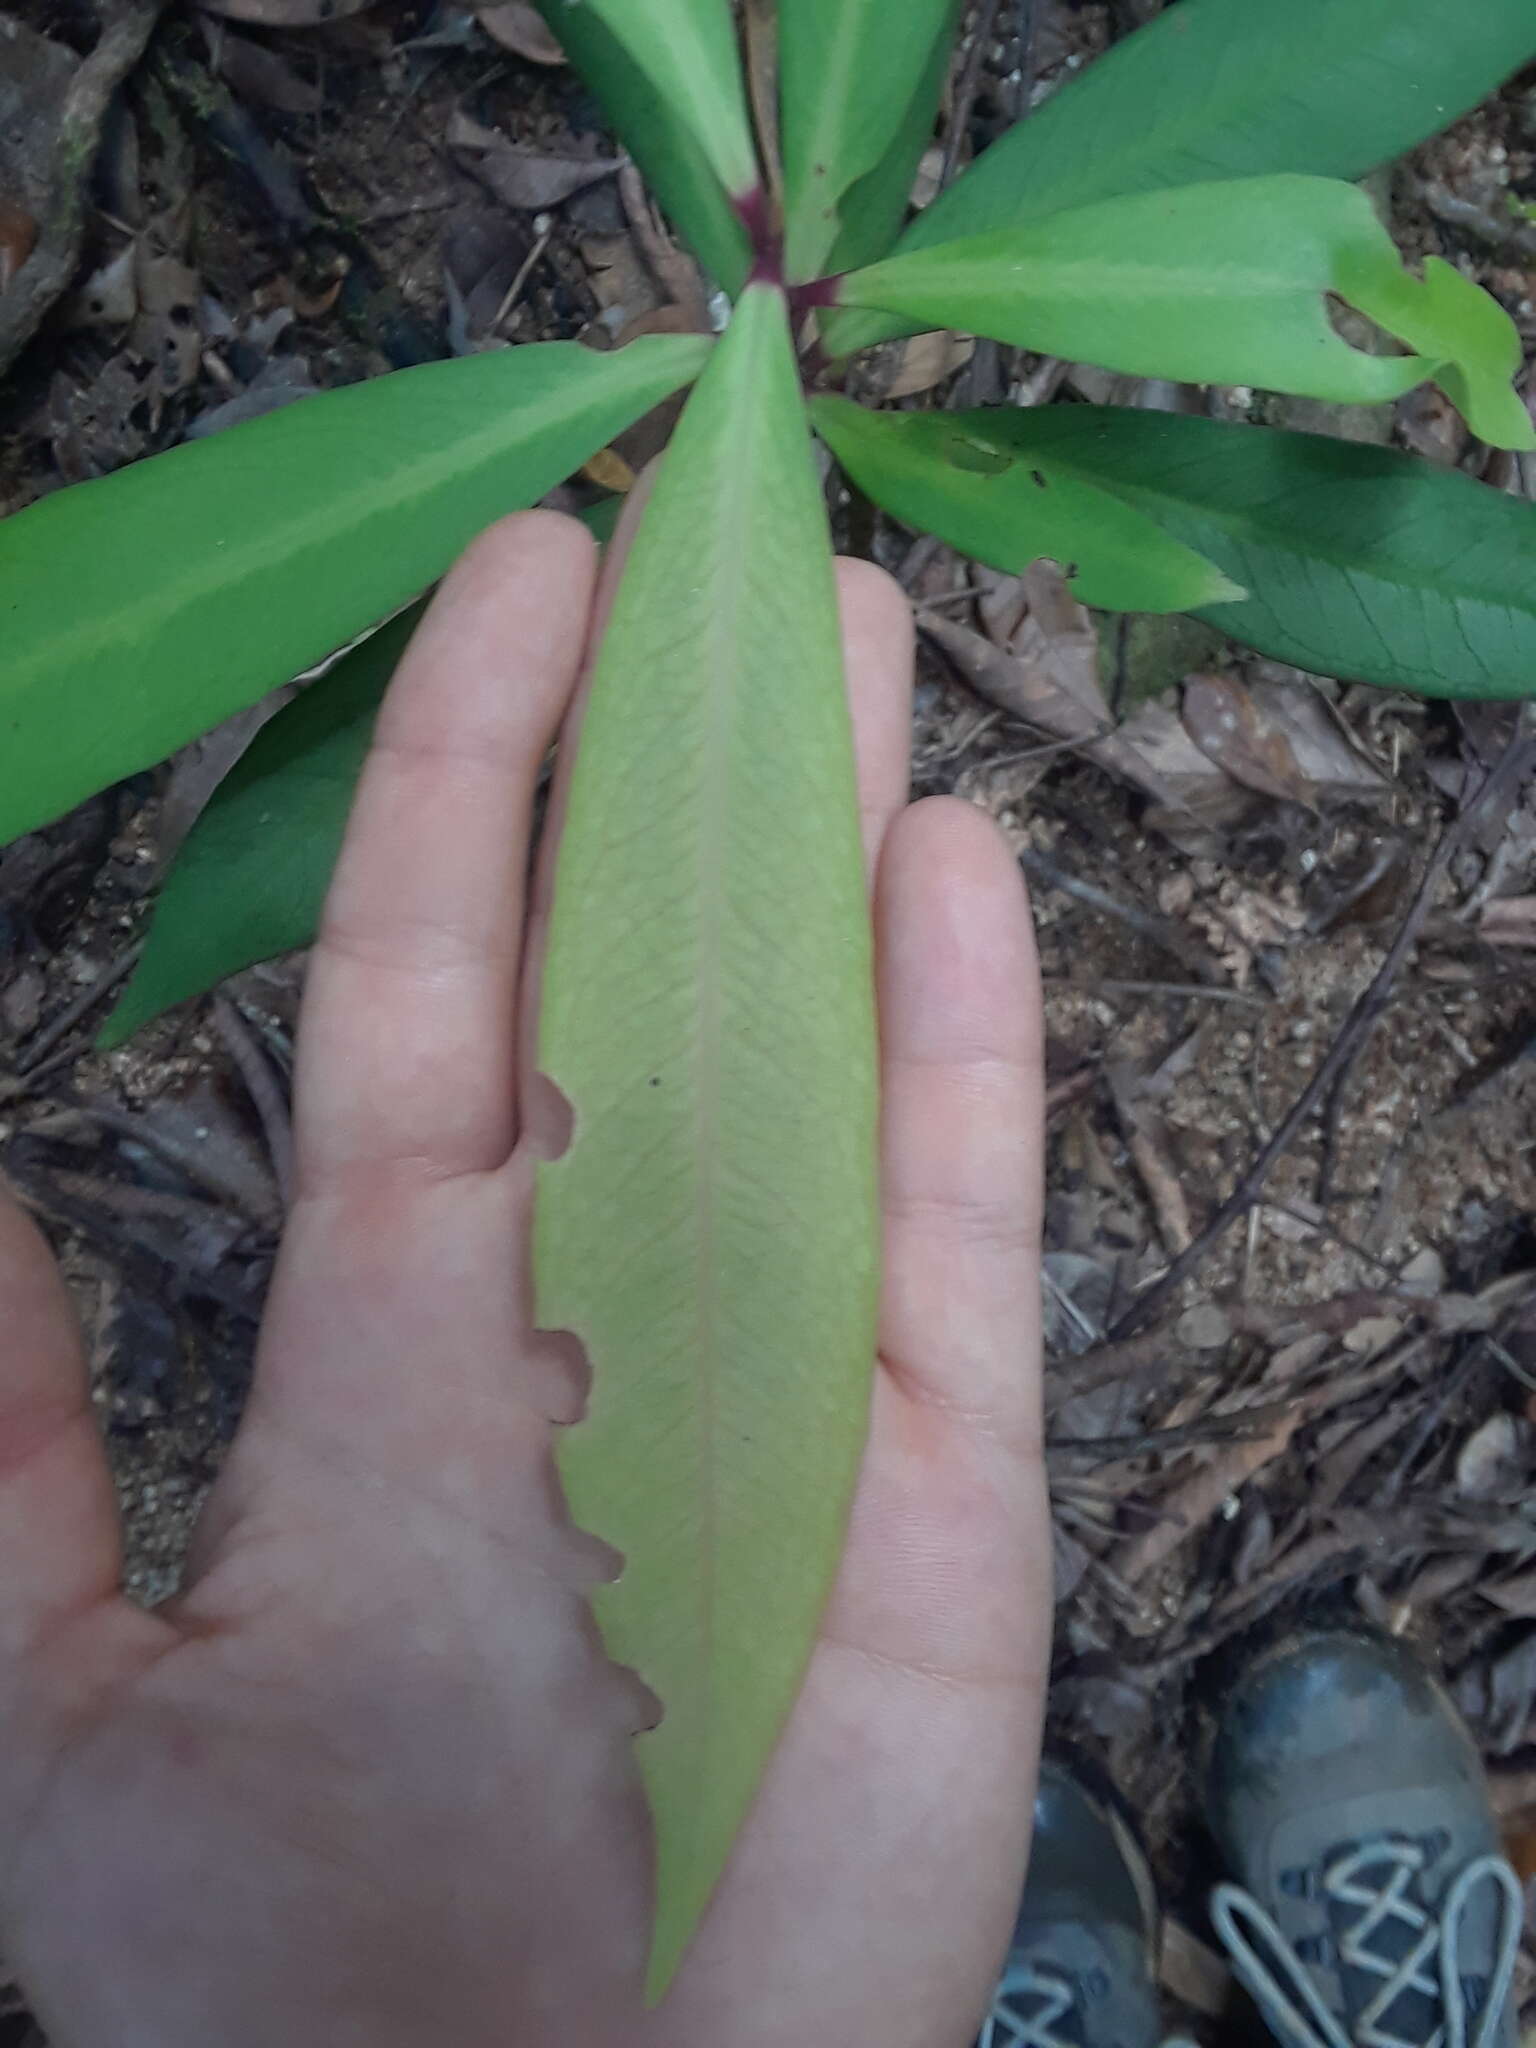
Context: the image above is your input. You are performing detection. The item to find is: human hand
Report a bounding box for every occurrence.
[0,511,1048,2047]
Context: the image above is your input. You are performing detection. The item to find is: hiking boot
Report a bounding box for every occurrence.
[1206,1629,1522,2048]
[978,1760,1162,2048]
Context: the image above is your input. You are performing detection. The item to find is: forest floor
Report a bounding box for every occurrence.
[4,0,1536,2036]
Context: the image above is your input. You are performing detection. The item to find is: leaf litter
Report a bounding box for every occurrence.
[6,0,1536,2028]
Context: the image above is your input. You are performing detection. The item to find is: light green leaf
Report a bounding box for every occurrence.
[810,393,1242,613]
[0,334,711,847]
[538,0,757,207]
[778,0,961,279]
[834,176,1530,440]
[825,0,1536,352]
[532,0,750,289]
[534,283,878,1997]
[1335,250,1533,450]
[822,8,957,276]
[968,405,1536,699]
[100,606,423,1050]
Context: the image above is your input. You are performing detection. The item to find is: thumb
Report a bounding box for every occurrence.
[0,1182,123,1667]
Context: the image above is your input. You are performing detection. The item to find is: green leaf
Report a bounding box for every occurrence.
[834,176,1532,442]
[0,334,711,847]
[538,0,758,206]
[965,405,1536,699]
[533,1,750,289]
[823,7,960,277]
[1335,249,1533,450]
[778,0,961,280]
[824,0,1536,352]
[100,607,423,1050]
[534,284,878,1997]
[810,393,1242,613]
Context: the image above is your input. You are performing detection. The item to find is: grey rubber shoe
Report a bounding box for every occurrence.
[1206,1630,1522,2048]
[978,1760,1163,2048]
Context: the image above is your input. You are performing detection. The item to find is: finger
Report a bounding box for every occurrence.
[294,510,598,1197]
[876,795,1045,1436]
[516,548,914,1140]
[656,796,1049,2044]
[0,1187,122,1663]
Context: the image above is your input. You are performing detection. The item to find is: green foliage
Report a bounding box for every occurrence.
[810,395,1242,613]
[534,284,878,1999]
[837,176,1532,440]
[532,1,751,287]
[0,336,710,846]
[944,406,1536,699]
[778,0,960,279]
[823,0,1536,353]
[537,0,758,203]
[99,607,423,1050]
[822,8,960,277]
[7,0,1536,2001]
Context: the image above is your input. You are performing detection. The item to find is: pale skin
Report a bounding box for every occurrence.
[0,509,1049,2047]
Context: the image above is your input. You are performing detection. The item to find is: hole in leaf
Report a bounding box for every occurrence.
[529,1324,591,1424]
[523,1069,574,1159]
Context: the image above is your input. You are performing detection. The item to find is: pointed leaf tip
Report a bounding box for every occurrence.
[535,285,879,1995]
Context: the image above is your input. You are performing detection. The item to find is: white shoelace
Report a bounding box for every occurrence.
[1212,1843,1522,2048]
[980,1959,1079,2048]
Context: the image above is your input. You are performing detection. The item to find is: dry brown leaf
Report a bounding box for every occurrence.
[197,0,371,25]
[449,112,621,211]
[0,13,78,217]
[63,241,137,327]
[130,249,202,399]
[208,24,324,112]
[1482,1568,1536,1620]
[1481,895,1536,948]
[881,329,974,400]
[1182,670,1315,806]
[474,0,564,61]
[1111,1408,1302,1587]
[921,583,1206,813]
[1456,1412,1527,1500]
[0,198,35,290]
[582,446,635,492]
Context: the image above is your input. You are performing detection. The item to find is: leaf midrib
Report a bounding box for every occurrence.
[12,349,680,692]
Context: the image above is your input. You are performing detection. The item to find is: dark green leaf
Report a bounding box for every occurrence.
[962,405,1536,698]
[538,0,758,202]
[100,607,424,1049]
[823,8,959,276]
[825,0,1536,352]
[778,0,961,279]
[0,333,711,846]
[810,394,1241,612]
[835,176,1532,444]
[534,1,750,288]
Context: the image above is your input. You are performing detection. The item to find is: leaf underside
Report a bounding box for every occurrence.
[99,606,424,1049]
[836,176,1531,446]
[0,335,711,847]
[824,0,1536,353]
[972,406,1536,699]
[534,283,879,1999]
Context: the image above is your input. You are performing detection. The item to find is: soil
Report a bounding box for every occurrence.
[3,0,1536,2035]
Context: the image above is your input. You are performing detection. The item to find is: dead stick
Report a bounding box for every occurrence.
[0,0,171,377]
[939,0,1004,189]
[1102,724,1536,1341]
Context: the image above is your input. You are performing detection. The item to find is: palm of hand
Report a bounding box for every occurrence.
[0,515,1047,2048]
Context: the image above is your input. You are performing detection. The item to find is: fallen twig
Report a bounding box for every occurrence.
[1104,724,1536,1339]
[0,0,171,376]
